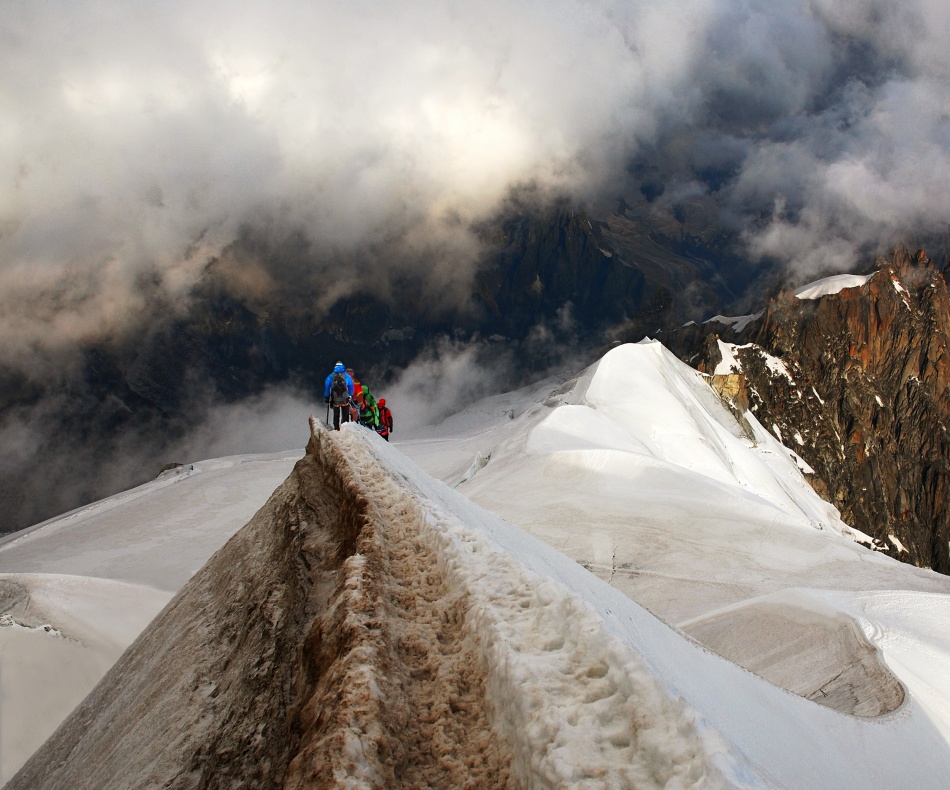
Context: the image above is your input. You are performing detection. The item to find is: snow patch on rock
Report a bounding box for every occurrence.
[795,273,875,300]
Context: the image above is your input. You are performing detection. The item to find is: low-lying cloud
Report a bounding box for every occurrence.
[0,337,537,533]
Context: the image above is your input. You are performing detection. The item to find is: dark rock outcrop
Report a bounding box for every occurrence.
[668,250,950,573]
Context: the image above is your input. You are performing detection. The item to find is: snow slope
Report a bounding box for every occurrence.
[0,452,301,591]
[0,574,170,783]
[4,341,950,787]
[419,342,942,620]
[396,424,950,787]
[0,451,300,783]
[402,340,950,783]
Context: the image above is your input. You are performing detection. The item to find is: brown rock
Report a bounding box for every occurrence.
[670,248,950,573]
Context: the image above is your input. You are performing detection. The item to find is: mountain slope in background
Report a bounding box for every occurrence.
[0,199,748,537]
[667,249,950,574]
[6,342,950,787]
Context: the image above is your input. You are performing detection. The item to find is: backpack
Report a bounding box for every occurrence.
[330,372,349,405]
[359,390,379,427]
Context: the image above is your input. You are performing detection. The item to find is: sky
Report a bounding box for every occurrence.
[3,0,950,376]
[4,341,950,786]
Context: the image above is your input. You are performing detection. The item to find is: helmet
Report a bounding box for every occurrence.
[378,399,386,406]
[334,362,345,373]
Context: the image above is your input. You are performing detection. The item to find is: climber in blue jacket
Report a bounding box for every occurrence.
[324,362,355,429]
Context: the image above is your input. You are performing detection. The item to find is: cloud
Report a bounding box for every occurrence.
[0,339,524,533]
[0,381,318,534]
[0,0,663,372]
[0,393,168,532]
[15,9,950,535]
[6,0,950,539]
[369,338,515,435]
[2,0,950,357]
[168,387,316,461]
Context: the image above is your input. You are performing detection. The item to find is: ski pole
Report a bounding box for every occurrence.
[326,401,330,426]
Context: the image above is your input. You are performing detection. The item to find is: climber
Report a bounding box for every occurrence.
[377,398,394,441]
[359,386,380,430]
[346,368,364,403]
[324,362,355,430]
[346,367,364,422]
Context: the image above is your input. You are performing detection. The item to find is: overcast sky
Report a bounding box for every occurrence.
[2,0,950,373]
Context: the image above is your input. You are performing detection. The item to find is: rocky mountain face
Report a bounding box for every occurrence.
[473,200,740,346]
[667,250,950,574]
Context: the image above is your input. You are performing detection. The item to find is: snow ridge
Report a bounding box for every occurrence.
[286,418,514,787]
[794,273,874,300]
[10,417,726,788]
[349,428,726,788]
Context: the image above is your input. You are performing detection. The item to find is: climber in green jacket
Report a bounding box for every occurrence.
[359,387,380,429]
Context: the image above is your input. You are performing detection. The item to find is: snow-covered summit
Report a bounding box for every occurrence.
[408,340,950,783]
[440,340,893,611]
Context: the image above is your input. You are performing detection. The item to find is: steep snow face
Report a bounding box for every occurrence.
[451,341,928,622]
[580,342,821,518]
[794,273,875,300]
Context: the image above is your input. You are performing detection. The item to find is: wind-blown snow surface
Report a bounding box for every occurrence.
[4,341,950,787]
